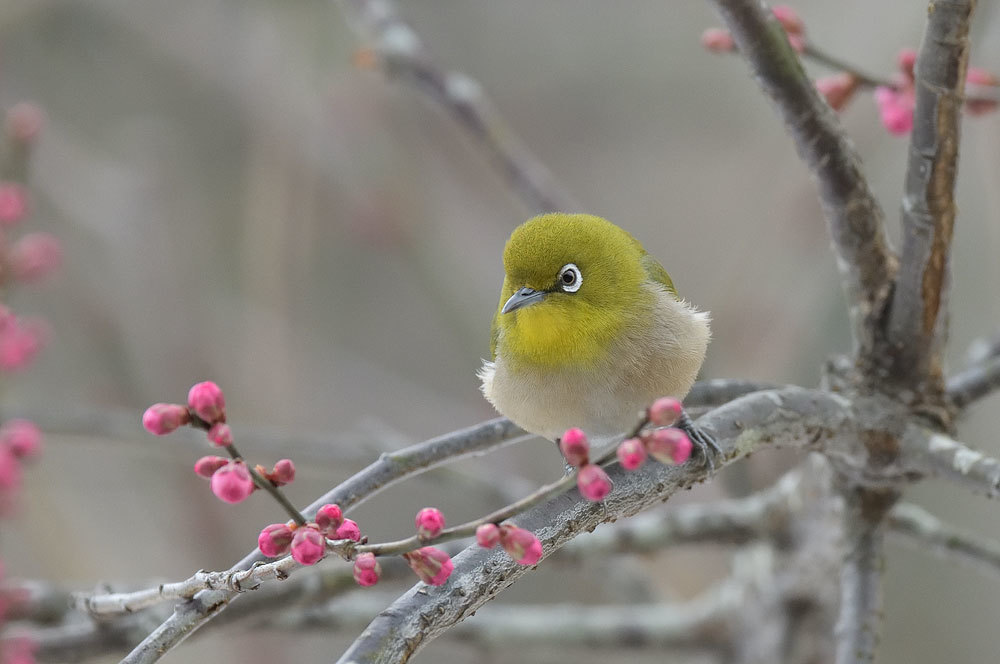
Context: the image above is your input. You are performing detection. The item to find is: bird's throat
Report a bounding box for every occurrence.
[501,303,622,368]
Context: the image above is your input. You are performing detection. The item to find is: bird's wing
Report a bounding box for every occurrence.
[489,306,500,360]
[641,253,678,297]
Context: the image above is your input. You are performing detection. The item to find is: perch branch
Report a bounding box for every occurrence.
[707,0,896,361]
[335,0,579,214]
[885,0,976,392]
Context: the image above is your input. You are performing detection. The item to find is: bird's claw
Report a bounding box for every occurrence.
[677,410,722,474]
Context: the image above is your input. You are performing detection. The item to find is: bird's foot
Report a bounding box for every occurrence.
[676,410,722,473]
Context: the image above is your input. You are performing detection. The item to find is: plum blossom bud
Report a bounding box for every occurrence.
[315,503,344,536]
[772,5,804,35]
[210,461,254,504]
[415,507,445,539]
[194,455,228,478]
[476,523,501,548]
[645,428,693,465]
[815,73,859,112]
[187,381,226,423]
[9,233,62,282]
[559,428,589,467]
[700,28,735,53]
[1,419,41,459]
[270,459,295,485]
[897,48,917,80]
[334,518,361,542]
[0,183,28,227]
[0,316,45,371]
[403,546,454,585]
[258,523,294,557]
[290,525,326,565]
[577,463,613,502]
[966,67,999,116]
[353,552,381,586]
[648,397,682,427]
[142,403,190,436]
[1,636,38,664]
[874,86,914,135]
[500,526,543,565]
[206,423,232,447]
[5,103,44,145]
[616,437,647,471]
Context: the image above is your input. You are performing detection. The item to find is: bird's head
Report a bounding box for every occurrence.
[494,213,664,367]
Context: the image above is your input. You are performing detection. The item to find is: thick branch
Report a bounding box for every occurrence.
[120,417,526,664]
[889,502,1000,579]
[834,487,897,664]
[885,0,975,392]
[707,0,895,360]
[336,387,854,663]
[335,0,578,214]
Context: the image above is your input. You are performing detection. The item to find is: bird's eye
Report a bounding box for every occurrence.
[559,263,582,293]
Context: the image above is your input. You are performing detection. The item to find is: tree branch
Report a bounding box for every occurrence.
[904,428,1000,498]
[335,0,579,214]
[885,0,976,393]
[947,354,1000,408]
[706,0,896,361]
[336,388,854,663]
[119,417,527,664]
[889,502,1000,580]
[834,487,897,664]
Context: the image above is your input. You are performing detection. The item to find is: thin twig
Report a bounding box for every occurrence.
[904,428,1000,498]
[885,0,976,392]
[889,502,1000,580]
[707,0,896,363]
[802,43,894,89]
[335,0,579,214]
[947,354,1000,408]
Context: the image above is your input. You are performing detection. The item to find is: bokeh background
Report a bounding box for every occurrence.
[1,1,999,662]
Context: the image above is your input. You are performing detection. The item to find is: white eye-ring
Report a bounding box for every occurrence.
[558,263,582,293]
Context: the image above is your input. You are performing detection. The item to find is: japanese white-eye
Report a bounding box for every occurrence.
[480,213,714,456]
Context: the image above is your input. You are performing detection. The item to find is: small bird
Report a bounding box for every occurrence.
[479,213,717,462]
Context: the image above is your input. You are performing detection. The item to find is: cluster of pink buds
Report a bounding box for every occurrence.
[258,503,363,569]
[476,523,543,566]
[0,419,42,512]
[559,428,613,501]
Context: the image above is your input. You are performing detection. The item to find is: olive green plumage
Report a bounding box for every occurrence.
[480,213,710,443]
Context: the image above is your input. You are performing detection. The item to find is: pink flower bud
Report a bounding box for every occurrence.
[403,546,454,585]
[787,34,806,53]
[9,233,62,282]
[0,183,28,227]
[5,103,44,145]
[0,316,45,372]
[897,48,917,80]
[334,518,361,542]
[1,419,41,459]
[616,437,647,471]
[194,455,228,478]
[415,507,446,539]
[270,459,295,485]
[577,463,613,502]
[0,444,22,491]
[967,67,999,87]
[0,636,37,664]
[500,526,543,565]
[290,525,326,565]
[772,5,804,35]
[559,428,589,467]
[648,397,682,427]
[874,86,914,135]
[315,503,344,536]
[476,523,501,548]
[142,403,190,436]
[815,73,859,112]
[645,428,693,465]
[700,28,735,53]
[353,552,381,586]
[210,461,254,504]
[258,523,294,557]
[187,381,226,423]
[966,68,999,116]
[206,423,232,447]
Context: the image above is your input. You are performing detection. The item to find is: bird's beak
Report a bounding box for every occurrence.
[502,287,547,314]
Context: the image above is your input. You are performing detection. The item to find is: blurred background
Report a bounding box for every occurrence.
[1,0,999,662]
